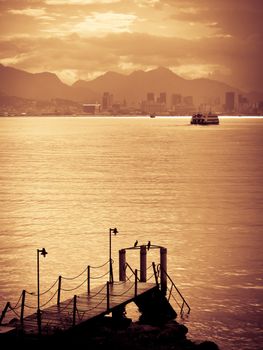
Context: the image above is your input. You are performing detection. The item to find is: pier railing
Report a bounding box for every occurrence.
[123,261,190,317]
[0,259,111,327]
[0,257,190,329]
[157,264,191,316]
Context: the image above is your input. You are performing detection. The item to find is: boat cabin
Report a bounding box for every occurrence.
[191,113,219,125]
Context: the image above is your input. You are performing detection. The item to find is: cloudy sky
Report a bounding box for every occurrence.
[0,0,262,91]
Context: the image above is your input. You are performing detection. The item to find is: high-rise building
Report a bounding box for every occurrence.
[225,92,235,112]
[159,92,167,104]
[183,96,193,106]
[102,92,113,110]
[147,93,155,102]
[171,94,182,106]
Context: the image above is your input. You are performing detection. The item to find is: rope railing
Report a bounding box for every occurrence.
[61,278,87,292]
[125,262,140,281]
[0,255,189,332]
[89,270,109,280]
[26,277,59,297]
[111,282,136,297]
[0,290,26,325]
[146,271,155,282]
[61,267,87,281]
[39,289,58,308]
[89,260,110,269]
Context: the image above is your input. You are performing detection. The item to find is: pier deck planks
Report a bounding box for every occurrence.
[20,282,157,336]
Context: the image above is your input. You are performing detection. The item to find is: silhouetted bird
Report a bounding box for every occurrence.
[134,240,138,247]
[147,241,151,250]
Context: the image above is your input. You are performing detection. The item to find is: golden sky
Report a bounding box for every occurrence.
[0,0,262,92]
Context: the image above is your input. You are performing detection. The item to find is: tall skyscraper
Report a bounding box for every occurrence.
[102,92,113,110]
[171,94,182,106]
[147,93,155,102]
[225,92,235,112]
[159,92,167,104]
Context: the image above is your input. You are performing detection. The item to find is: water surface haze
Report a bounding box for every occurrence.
[0,116,262,350]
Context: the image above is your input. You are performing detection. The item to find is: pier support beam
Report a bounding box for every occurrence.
[160,247,167,295]
[119,249,126,281]
[140,245,147,282]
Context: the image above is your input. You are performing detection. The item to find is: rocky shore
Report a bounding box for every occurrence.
[65,317,220,350]
[1,318,220,350]
[3,316,219,350]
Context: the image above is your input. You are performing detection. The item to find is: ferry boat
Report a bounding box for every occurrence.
[191,113,219,125]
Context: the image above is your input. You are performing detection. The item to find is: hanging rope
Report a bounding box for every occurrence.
[26,277,59,297]
[7,291,23,311]
[61,278,87,292]
[89,260,110,269]
[90,270,109,280]
[111,282,136,297]
[61,267,87,281]
[39,289,58,308]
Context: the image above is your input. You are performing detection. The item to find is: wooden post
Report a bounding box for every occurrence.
[140,245,147,282]
[73,295,77,326]
[0,302,10,325]
[20,290,26,325]
[87,265,90,295]
[57,275,62,306]
[152,262,159,287]
[160,247,167,295]
[107,281,110,312]
[37,308,41,336]
[135,269,138,297]
[119,249,126,281]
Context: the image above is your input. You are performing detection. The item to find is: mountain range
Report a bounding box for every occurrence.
[0,64,261,107]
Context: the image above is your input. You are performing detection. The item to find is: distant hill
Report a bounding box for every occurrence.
[72,66,240,105]
[0,64,257,107]
[0,64,97,102]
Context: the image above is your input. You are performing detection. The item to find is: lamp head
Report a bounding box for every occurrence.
[41,248,48,257]
[110,227,118,235]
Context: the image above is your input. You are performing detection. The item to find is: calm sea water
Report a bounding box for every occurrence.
[0,116,262,349]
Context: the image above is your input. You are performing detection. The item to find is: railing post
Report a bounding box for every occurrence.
[20,290,26,325]
[37,308,41,336]
[140,245,147,282]
[72,295,77,326]
[107,281,110,312]
[181,300,185,317]
[135,269,138,297]
[152,262,159,287]
[0,302,10,325]
[160,247,167,295]
[57,275,62,306]
[119,249,126,281]
[87,265,90,295]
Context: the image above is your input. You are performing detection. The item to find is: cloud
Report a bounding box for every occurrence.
[45,0,120,4]
[8,8,47,17]
[72,12,138,36]
[0,0,262,91]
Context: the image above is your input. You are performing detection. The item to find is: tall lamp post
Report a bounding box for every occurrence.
[109,228,118,283]
[37,247,48,335]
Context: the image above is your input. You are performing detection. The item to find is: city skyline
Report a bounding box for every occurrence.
[0,0,263,92]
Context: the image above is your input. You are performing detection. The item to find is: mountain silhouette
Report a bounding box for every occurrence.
[0,64,249,107]
[72,66,240,106]
[0,64,97,102]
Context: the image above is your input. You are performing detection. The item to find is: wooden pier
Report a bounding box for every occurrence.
[20,282,159,337]
[0,243,190,339]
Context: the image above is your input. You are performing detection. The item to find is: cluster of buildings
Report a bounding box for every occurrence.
[82,91,263,116]
[1,91,262,117]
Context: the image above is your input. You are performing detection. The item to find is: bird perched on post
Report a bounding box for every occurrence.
[134,240,138,247]
[147,241,151,250]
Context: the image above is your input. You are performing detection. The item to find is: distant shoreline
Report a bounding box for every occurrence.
[0,114,263,118]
